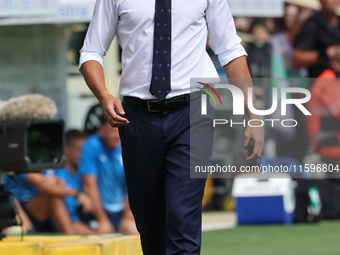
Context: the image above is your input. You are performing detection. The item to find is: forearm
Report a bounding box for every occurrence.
[83,182,108,222]
[45,187,77,197]
[39,180,78,197]
[27,174,77,197]
[293,49,319,68]
[223,56,264,158]
[81,60,111,103]
[223,56,260,120]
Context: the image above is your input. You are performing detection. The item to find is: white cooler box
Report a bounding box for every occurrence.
[232,173,295,225]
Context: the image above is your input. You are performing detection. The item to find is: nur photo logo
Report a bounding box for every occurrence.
[196,82,312,128]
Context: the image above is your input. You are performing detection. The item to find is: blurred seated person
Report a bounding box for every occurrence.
[79,114,137,234]
[306,55,340,169]
[294,0,340,77]
[5,170,94,234]
[54,129,95,229]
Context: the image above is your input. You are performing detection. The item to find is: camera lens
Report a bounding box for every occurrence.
[27,123,62,163]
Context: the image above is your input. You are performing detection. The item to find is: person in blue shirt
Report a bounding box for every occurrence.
[79,117,137,234]
[5,130,95,234]
[54,129,95,224]
[5,170,95,234]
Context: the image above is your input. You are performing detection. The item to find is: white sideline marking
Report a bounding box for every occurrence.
[202,222,236,232]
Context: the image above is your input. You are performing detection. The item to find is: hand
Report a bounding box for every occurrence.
[77,192,94,214]
[97,218,114,234]
[243,124,264,161]
[326,45,340,59]
[100,93,129,127]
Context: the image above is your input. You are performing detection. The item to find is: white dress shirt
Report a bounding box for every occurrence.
[80,0,247,100]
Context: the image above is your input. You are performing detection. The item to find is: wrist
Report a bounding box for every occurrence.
[247,114,261,120]
[98,91,112,104]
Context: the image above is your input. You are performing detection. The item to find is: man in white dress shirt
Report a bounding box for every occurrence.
[79,0,264,254]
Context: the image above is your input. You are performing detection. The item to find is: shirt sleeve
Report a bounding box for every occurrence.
[206,0,247,67]
[78,140,98,177]
[79,0,118,69]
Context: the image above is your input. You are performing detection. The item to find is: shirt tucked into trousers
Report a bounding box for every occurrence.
[80,0,246,254]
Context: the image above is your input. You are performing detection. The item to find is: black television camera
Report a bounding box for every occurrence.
[0,120,65,240]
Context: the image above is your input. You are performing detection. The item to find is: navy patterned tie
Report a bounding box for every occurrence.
[150,0,171,101]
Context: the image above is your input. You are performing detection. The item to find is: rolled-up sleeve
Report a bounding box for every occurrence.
[206,0,247,67]
[79,0,118,69]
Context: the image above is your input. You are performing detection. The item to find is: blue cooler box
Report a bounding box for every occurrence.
[232,173,295,225]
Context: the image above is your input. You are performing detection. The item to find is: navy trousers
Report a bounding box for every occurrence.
[119,97,215,255]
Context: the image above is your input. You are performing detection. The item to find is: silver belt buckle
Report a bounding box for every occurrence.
[147,100,160,112]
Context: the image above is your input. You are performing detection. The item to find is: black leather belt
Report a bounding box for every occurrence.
[122,92,201,112]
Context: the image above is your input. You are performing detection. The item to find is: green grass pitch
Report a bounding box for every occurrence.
[201,221,340,255]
